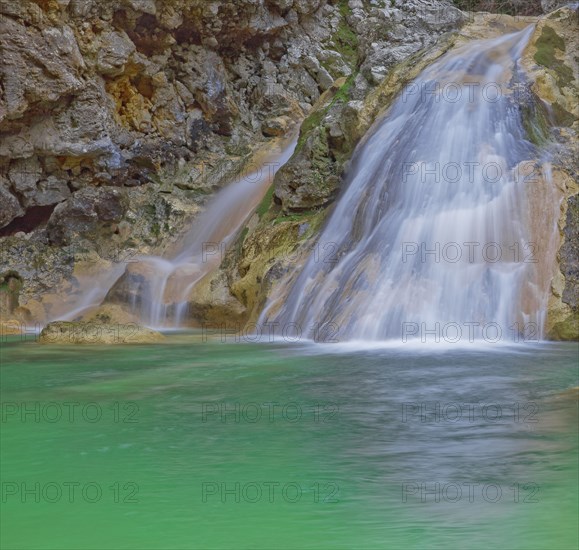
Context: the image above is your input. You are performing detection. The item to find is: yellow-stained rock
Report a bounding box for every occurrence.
[0,320,25,335]
[521,7,579,339]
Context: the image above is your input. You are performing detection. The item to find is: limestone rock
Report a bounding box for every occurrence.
[0,271,23,317]
[96,31,136,76]
[541,1,572,12]
[32,177,72,208]
[185,269,247,327]
[46,187,127,245]
[560,195,579,310]
[262,116,290,137]
[38,321,165,344]
[0,17,84,122]
[8,157,43,199]
[0,183,24,228]
[104,261,158,308]
[521,6,579,338]
[548,313,579,340]
[79,303,141,325]
[274,127,341,210]
[0,320,25,336]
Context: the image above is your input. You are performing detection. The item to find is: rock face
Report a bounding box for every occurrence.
[0,271,23,316]
[38,321,165,344]
[541,1,572,13]
[273,1,466,213]
[560,195,579,310]
[520,6,579,339]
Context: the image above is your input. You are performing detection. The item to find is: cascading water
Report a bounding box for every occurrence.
[119,133,298,328]
[260,26,561,343]
[53,134,298,327]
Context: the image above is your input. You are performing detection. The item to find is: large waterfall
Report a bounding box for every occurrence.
[260,27,560,343]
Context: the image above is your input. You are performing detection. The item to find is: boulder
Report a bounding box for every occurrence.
[38,321,165,344]
[96,30,136,77]
[0,320,25,336]
[262,116,290,136]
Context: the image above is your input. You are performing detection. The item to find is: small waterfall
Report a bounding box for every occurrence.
[53,134,297,327]
[120,134,298,328]
[260,27,560,343]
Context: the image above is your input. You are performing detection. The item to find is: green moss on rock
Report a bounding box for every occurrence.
[256,184,276,219]
[551,101,576,127]
[521,95,551,146]
[534,26,574,90]
[332,0,359,68]
[548,313,579,341]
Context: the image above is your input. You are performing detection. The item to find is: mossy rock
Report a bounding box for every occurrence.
[533,25,574,90]
[332,0,359,68]
[39,321,166,345]
[548,313,579,341]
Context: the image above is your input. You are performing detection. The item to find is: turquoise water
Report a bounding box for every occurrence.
[1,334,577,549]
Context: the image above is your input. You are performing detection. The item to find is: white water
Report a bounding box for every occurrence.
[260,27,560,343]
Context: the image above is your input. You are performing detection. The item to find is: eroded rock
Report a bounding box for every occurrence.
[38,321,165,344]
[521,6,579,339]
[47,187,127,245]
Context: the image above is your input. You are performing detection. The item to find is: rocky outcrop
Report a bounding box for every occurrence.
[273,1,466,213]
[521,6,578,339]
[38,321,165,344]
[541,1,573,13]
[0,0,343,235]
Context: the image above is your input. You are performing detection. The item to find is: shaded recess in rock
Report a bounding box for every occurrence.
[0,205,57,237]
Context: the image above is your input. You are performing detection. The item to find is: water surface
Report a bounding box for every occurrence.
[1,336,577,549]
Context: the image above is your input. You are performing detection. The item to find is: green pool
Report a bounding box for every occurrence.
[1,334,577,549]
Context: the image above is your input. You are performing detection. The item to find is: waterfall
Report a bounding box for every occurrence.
[260,26,560,343]
[53,134,298,327]
[117,134,298,328]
